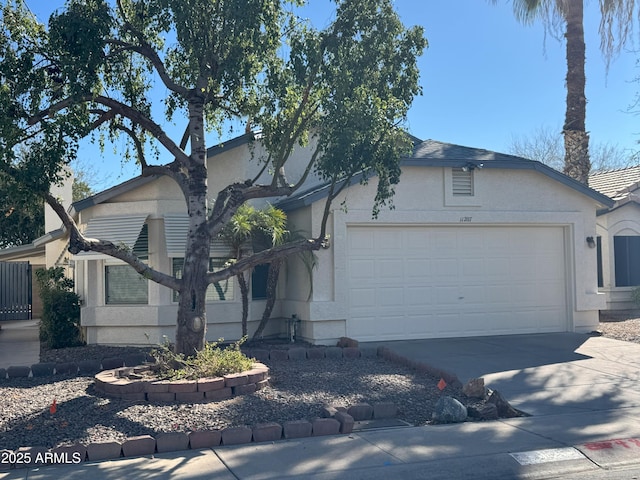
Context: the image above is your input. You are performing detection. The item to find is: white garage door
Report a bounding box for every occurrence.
[347,226,568,341]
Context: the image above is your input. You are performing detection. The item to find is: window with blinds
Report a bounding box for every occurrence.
[452,168,474,196]
[103,223,149,304]
[105,265,149,304]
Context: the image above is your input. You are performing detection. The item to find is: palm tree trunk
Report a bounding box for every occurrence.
[238,272,249,337]
[252,260,282,340]
[562,0,590,185]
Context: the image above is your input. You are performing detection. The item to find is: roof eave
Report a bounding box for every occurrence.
[279,157,615,211]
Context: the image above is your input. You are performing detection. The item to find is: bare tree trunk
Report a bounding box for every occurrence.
[238,272,249,337]
[175,95,210,355]
[252,260,282,340]
[175,245,209,355]
[562,0,590,185]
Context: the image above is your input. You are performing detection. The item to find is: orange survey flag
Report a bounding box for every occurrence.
[437,378,447,391]
[49,398,57,415]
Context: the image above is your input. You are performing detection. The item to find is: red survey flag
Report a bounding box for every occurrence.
[437,378,447,391]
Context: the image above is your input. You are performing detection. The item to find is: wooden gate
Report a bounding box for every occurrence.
[0,261,32,321]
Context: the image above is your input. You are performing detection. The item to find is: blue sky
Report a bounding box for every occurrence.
[29,1,639,190]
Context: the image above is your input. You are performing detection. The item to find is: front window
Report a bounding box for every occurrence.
[104,223,149,304]
[105,265,149,304]
[172,258,234,302]
[251,264,270,300]
[614,236,640,286]
[596,236,603,288]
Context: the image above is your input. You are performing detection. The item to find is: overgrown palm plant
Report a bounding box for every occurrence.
[220,203,287,336]
[491,0,637,185]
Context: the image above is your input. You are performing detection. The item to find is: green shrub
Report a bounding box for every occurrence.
[36,267,84,349]
[150,337,254,380]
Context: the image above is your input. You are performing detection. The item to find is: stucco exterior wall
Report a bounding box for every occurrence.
[75,186,286,345]
[290,166,604,344]
[71,138,607,346]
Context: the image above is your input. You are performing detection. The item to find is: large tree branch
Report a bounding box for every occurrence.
[112,0,188,96]
[106,39,188,96]
[87,109,116,130]
[207,238,323,283]
[43,192,181,291]
[27,95,190,166]
[111,122,148,167]
[109,121,190,199]
[93,96,190,165]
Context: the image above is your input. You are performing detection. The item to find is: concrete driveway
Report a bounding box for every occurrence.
[0,319,40,368]
[367,332,640,417]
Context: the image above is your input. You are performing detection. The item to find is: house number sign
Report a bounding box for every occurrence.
[459,216,472,223]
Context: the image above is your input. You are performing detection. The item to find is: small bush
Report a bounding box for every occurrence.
[149,337,254,380]
[36,267,84,349]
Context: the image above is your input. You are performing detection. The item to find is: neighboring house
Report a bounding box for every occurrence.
[0,134,615,344]
[0,177,72,320]
[589,166,640,310]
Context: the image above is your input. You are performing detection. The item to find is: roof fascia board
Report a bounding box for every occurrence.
[206,131,256,158]
[72,133,258,214]
[598,198,640,215]
[0,228,66,258]
[72,175,159,213]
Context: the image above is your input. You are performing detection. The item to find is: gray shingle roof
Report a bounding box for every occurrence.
[278,139,614,211]
[588,165,640,200]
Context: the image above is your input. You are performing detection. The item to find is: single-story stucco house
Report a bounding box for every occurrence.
[0,133,618,345]
[589,165,640,310]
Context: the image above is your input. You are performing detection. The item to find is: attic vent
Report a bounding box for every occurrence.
[452,168,474,196]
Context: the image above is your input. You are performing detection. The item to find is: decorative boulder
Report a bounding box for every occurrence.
[462,378,486,399]
[337,337,359,348]
[467,403,499,420]
[487,390,521,418]
[433,396,467,423]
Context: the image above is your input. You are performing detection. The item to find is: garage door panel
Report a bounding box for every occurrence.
[461,258,485,276]
[538,311,566,330]
[405,230,428,250]
[405,315,436,336]
[379,288,404,306]
[350,288,376,309]
[434,286,461,305]
[346,226,568,341]
[405,287,432,306]
[434,259,458,277]
[376,259,403,279]
[349,259,375,279]
[350,315,405,340]
[349,229,374,250]
[459,285,487,304]
[537,260,565,279]
[374,230,403,251]
[406,259,431,278]
[433,232,458,253]
[484,285,510,304]
[484,258,510,277]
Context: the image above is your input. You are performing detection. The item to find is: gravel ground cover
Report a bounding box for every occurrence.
[597,317,640,344]
[1,348,469,450]
[3,316,638,451]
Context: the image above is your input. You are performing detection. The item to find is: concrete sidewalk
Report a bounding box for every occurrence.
[3,333,640,479]
[0,319,40,368]
[4,410,640,479]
